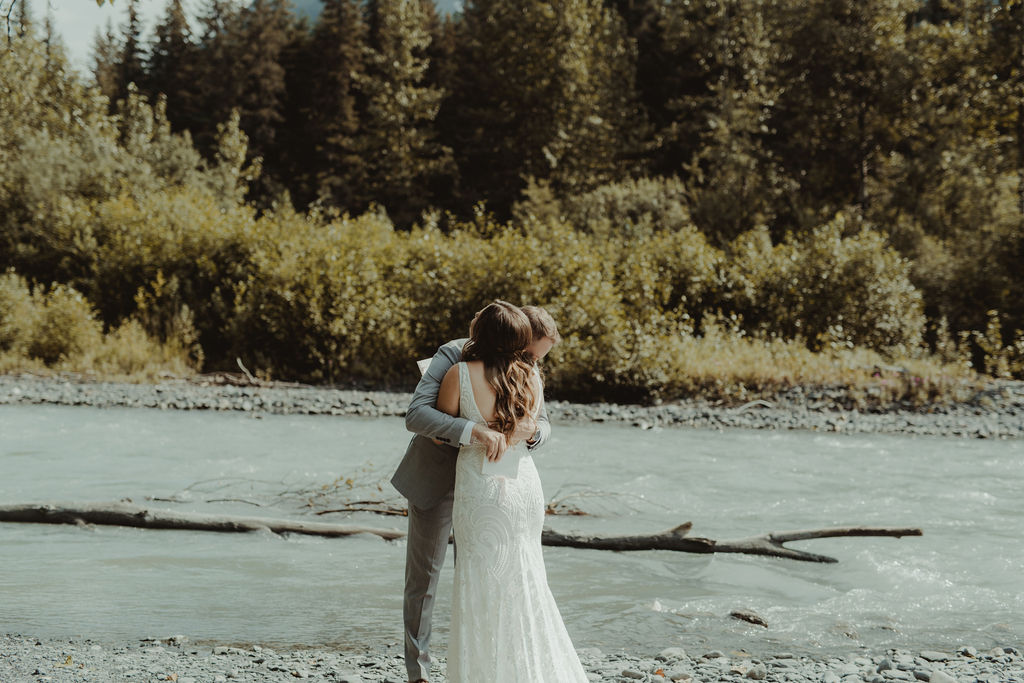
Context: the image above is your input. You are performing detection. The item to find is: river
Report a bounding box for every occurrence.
[0,404,1021,656]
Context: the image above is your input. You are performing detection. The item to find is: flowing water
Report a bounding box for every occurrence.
[1,404,1021,656]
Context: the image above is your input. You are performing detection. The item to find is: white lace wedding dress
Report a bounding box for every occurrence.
[447,362,588,683]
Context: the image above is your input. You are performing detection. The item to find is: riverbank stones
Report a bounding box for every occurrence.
[4,636,1024,682]
[2,373,1023,439]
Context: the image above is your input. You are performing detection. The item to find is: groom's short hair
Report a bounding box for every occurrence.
[521,306,561,344]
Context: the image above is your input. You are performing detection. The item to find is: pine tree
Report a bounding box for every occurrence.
[190,0,245,155]
[237,0,291,165]
[356,0,452,225]
[147,0,196,131]
[114,0,146,105]
[607,0,687,175]
[91,20,120,103]
[769,0,916,223]
[450,0,641,215]
[305,0,368,210]
[680,0,795,243]
[274,15,319,208]
[655,0,729,178]
[991,1,1024,221]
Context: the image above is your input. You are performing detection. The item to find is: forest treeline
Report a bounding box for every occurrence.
[1,0,1023,402]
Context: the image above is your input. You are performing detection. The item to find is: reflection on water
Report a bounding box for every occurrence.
[1,404,1022,655]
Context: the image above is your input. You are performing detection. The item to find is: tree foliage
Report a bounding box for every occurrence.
[4,1,1024,388]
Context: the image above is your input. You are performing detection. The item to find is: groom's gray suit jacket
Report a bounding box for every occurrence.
[391,338,552,509]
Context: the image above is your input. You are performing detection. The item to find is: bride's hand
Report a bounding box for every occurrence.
[472,422,507,461]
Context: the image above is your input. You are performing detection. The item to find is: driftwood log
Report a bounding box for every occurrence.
[0,502,406,540]
[542,522,924,563]
[0,503,922,563]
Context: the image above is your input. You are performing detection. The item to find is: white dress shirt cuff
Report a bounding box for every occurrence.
[458,421,475,447]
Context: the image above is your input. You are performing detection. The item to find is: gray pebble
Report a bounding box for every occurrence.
[930,671,958,683]
[921,652,952,662]
[668,667,693,681]
[657,647,688,663]
[746,663,767,680]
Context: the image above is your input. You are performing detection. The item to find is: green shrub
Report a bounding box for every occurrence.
[515,176,692,238]
[724,214,926,353]
[27,284,103,365]
[229,209,417,383]
[79,318,194,380]
[0,270,38,357]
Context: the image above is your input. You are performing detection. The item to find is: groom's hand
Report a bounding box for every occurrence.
[511,416,538,445]
[472,423,507,461]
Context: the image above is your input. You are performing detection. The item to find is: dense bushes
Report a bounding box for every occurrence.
[723,215,926,354]
[0,271,192,378]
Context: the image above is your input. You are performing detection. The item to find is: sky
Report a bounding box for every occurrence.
[28,0,459,76]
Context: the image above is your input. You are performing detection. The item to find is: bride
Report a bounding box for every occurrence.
[435,301,588,683]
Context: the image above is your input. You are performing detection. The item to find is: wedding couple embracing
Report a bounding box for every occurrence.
[391,301,588,682]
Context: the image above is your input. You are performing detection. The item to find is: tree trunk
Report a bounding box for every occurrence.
[0,502,922,563]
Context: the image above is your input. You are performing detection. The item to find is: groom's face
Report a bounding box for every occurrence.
[526,336,555,361]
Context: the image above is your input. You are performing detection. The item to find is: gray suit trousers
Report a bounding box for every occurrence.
[403,490,454,682]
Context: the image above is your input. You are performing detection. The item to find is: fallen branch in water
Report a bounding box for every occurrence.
[541,523,924,563]
[0,502,405,540]
[0,503,922,563]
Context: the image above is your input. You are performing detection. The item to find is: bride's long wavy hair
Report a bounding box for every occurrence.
[461,301,538,443]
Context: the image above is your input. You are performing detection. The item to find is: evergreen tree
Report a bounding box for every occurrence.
[450,0,641,215]
[147,0,196,132]
[681,0,795,243]
[608,0,690,175]
[237,0,291,167]
[304,0,367,211]
[114,0,146,105]
[768,0,916,223]
[274,14,318,208]
[91,21,120,103]
[991,1,1024,221]
[421,0,456,97]
[356,0,452,225]
[190,0,245,155]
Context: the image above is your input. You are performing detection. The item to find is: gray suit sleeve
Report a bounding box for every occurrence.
[405,341,474,447]
[526,367,551,451]
[526,396,551,451]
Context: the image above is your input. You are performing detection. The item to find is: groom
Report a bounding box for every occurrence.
[392,305,560,683]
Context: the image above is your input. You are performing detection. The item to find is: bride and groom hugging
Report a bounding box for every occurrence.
[391,301,589,683]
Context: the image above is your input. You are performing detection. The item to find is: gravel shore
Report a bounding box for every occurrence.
[1,373,1022,439]
[2,635,1021,683]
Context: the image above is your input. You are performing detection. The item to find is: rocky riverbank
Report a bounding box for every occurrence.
[1,373,1023,439]
[1,635,1021,683]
